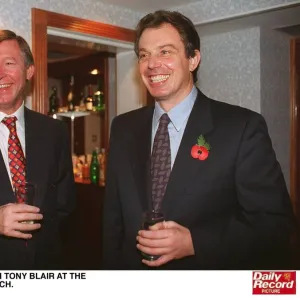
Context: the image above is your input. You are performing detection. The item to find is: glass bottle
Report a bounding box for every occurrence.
[85,84,93,111]
[67,75,75,112]
[90,148,99,185]
[79,91,86,111]
[48,86,59,114]
[99,148,106,186]
[93,78,104,111]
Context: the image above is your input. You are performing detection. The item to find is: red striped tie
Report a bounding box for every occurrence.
[2,116,26,201]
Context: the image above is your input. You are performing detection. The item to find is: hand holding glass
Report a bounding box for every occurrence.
[141,211,164,261]
[14,182,37,224]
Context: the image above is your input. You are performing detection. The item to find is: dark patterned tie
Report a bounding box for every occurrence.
[2,116,26,200]
[151,113,171,212]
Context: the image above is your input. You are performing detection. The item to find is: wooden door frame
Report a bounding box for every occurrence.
[31,8,135,148]
[290,37,300,216]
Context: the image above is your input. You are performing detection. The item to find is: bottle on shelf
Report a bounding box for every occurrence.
[67,75,75,111]
[93,78,105,111]
[99,148,106,187]
[90,148,99,185]
[79,91,86,111]
[85,84,93,111]
[82,155,90,181]
[48,86,59,114]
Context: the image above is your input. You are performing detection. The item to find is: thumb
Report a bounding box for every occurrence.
[163,221,181,229]
[149,221,166,231]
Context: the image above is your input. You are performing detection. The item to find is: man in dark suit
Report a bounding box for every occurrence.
[0,30,75,269]
[102,10,295,269]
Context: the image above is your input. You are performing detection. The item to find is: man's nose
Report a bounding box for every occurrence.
[0,66,6,79]
[147,55,162,69]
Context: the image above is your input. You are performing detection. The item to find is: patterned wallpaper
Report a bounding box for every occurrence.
[198,27,261,113]
[0,0,141,46]
[174,0,300,24]
[260,28,290,187]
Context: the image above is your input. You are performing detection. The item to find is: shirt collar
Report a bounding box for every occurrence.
[153,86,197,131]
[0,103,25,129]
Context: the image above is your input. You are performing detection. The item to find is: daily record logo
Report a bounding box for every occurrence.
[252,271,296,294]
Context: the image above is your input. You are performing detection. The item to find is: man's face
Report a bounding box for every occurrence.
[138,23,199,106]
[0,40,34,114]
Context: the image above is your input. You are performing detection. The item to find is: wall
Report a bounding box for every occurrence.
[260,28,290,187]
[116,50,146,115]
[84,115,101,154]
[198,27,261,112]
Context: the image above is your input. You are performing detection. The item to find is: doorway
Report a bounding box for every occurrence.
[290,37,300,268]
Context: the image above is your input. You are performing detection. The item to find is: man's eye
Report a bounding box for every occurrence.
[139,53,147,60]
[161,50,170,55]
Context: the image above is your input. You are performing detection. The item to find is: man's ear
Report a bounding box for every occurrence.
[189,50,201,72]
[26,65,35,80]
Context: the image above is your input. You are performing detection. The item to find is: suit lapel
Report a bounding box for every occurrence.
[162,90,214,217]
[130,106,154,212]
[0,150,15,205]
[24,108,44,208]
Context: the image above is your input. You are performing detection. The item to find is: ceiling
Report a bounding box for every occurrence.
[99,0,196,13]
[47,35,117,63]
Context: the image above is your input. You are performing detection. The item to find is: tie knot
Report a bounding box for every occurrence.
[159,113,170,126]
[2,116,17,131]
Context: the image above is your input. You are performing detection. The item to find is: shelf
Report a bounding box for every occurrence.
[56,111,91,118]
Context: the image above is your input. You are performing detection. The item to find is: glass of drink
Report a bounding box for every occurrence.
[141,211,164,261]
[14,182,37,224]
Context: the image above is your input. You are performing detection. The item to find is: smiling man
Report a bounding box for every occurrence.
[0,30,75,269]
[102,10,295,270]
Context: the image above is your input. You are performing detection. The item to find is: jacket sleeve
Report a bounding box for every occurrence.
[190,112,295,269]
[102,118,124,269]
[56,122,76,221]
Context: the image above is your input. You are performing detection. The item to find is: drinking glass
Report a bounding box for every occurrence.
[14,182,37,224]
[141,211,164,261]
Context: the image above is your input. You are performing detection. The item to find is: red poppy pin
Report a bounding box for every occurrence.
[191,134,211,161]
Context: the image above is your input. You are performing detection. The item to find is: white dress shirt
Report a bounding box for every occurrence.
[0,104,26,187]
[151,86,197,169]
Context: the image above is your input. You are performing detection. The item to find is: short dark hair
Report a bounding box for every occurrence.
[134,10,200,83]
[0,29,34,67]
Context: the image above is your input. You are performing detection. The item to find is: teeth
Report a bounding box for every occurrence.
[0,84,11,89]
[150,75,169,83]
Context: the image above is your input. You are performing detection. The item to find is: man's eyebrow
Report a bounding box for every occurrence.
[138,44,177,52]
[158,44,177,50]
[138,48,148,53]
[3,56,17,60]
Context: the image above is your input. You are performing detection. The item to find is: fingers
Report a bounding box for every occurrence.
[12,204,40,213]
[137,243,169,256]
[8,230,33,240]
[15,212,43,223]
[14,221,41,233]
[138,228,169,239]
[137,234,169,248]
[142,255,173,267]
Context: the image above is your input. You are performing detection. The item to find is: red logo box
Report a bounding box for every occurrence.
[252,271,296,295]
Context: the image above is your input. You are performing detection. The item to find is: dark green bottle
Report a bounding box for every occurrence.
[93,91,104,111]
[90,148,99,185]
[49,86,59,114]
[93,78,104,111]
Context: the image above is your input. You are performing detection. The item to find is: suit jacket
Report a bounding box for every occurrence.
[102,90,295,270]
[0,107,75,270]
